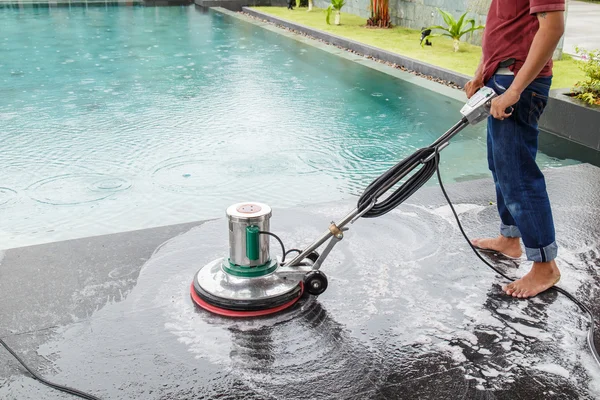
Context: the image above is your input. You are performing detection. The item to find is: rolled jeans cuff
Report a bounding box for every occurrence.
[500,223,521,238]
[525,242,558,263]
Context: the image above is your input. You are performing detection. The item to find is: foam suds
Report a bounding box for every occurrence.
[533,363,570,379]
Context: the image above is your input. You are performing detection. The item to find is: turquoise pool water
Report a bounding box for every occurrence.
[0,5,584,249]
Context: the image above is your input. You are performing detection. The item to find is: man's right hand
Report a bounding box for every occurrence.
[465,77,484,99]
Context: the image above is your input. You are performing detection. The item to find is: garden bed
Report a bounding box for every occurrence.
[247,6,585,90]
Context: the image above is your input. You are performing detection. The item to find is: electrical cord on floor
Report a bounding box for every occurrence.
[0,337,101,400]
[431,150,600,367]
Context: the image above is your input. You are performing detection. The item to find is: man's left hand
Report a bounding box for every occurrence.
[490,89,521,120]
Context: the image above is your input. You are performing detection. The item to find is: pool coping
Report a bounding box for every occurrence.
[239,7,472,88]
[210,7,468,104]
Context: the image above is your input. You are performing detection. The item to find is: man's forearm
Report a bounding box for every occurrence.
[509,11,565,94]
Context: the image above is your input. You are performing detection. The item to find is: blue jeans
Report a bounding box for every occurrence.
[484,74,557,262]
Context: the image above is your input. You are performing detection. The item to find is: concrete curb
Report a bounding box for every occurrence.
[541,89,600,151]
[241,7,472,88]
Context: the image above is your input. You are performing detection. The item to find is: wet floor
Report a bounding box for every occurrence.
[1,163,599,399]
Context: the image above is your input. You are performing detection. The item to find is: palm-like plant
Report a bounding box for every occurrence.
[325,0,346,25]
[422,8,485,52]
[366,0,391,28]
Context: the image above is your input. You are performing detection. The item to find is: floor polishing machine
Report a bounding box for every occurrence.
[193,85,600,365]
[190,86,499,317]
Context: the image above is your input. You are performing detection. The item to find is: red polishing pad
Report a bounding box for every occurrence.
[190,281,304,318]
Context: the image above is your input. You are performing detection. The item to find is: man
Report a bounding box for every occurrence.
[464,0,565,298]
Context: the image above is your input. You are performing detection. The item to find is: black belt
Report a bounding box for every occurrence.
[498,58,516,68]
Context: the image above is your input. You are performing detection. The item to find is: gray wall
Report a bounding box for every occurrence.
[312,0,564,58]
[313,0,488,42]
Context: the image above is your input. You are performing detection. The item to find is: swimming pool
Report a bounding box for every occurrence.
[0,5,585,249]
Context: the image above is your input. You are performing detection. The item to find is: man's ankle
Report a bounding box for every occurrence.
[532,260,560,271]
[500,235,520,243]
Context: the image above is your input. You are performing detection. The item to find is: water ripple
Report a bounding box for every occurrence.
[26,173,132,205]
[0,187,18,208]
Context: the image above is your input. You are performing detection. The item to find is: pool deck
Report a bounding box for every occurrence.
[564,0,600,57]
[1,163,599,399]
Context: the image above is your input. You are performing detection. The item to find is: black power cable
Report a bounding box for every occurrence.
[258,231,289,262]
[0,337,101,400]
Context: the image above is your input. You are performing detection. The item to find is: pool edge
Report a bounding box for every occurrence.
[208,6,468,104]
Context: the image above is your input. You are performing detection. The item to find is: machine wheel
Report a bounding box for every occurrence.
[304,271,328,296]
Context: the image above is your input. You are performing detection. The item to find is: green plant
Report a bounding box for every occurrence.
[422,8,485,52]
[570,47,600,106]
[293,0,308,8]
[367,0,391,28]
[325,0,346,25]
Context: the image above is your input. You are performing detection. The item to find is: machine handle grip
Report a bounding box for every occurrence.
[484,101,514,116]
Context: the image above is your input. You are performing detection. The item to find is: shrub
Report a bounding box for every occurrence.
[422,8,485,52]
[366,0,391,28]
[325,0,346,25]
[570,47,600,106]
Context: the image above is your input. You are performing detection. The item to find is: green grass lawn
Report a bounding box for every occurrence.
[250,6,585,90]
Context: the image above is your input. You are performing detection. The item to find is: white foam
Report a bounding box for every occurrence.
[429,203,486,224]
[435,341,467,363]
[480,367,501,377]
[533,363,570,379]
[506,321,553,341]
[495,307,539,323]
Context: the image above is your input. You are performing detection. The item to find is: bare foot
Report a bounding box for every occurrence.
[471,235,522,259]
[503,261,561,298]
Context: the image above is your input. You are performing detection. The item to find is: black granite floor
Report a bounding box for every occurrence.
[1,164,599,399]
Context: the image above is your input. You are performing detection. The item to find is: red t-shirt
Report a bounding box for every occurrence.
[481,0,565,83]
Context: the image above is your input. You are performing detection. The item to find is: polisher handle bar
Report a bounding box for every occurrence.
[282,207,361,268]
[283,117,470,268]
[356,118,468,218]
[356,118,469,218]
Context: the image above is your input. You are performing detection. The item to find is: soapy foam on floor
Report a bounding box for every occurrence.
[160,204,600,398]
[14,201,599,399]
[533,363,570,379]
